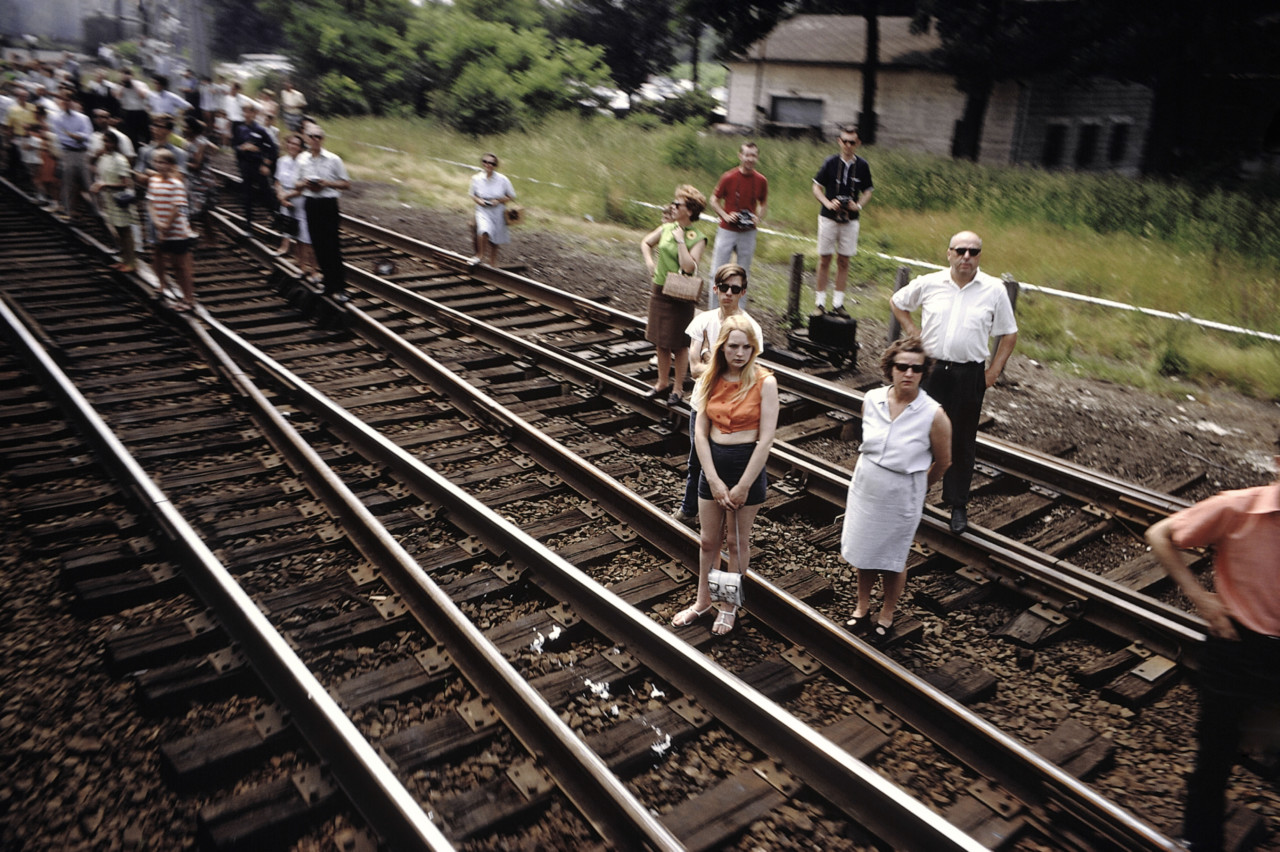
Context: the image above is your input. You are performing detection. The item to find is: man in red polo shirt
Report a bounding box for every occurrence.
[706,141,767,309]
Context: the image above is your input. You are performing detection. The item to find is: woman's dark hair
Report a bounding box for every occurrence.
[880,336,930,383]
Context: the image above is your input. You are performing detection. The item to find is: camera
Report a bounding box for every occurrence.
[735,210,756,229]
[833,195,854,223]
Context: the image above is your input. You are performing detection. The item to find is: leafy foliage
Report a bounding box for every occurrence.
[254,0,609,131]
[548,0,680,96]
[412,7,610,134]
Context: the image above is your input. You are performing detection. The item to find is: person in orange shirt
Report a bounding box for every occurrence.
[1146,433,1280,852]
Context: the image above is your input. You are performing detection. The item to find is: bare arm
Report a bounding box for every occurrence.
[812,180,836,211]
[927,407,953,488]
[640,226,662,276]
[1145,518,1238,640]
[890,300,919,338]
[694,407,725,502]
[680,236,706,274]
[986,332,1017,388]
[727,376,779,509]
[855,186,872,212]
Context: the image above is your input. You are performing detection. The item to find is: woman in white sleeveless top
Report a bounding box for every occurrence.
[841,337,951,642]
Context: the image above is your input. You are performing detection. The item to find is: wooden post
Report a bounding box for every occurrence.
[887,265,909,343]
[786,253,805,329]
[994,273,1020,354]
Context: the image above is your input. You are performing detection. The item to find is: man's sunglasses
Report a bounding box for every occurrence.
[716,283,744,294]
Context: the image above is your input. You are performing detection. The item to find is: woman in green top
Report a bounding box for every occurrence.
[640,184,707,406]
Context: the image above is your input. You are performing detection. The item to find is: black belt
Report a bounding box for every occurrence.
[934,359,984,369]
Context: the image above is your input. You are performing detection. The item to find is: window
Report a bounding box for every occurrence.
[1042,123,1067,167]
[770,96,823,128]
[1107,123,1132,164]
[1075,123,1100,168]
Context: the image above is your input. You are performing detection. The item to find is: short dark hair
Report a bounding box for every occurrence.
[880,336,930,383]
[714,263,748,288]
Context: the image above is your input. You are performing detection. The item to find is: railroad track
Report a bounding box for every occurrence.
[2,177,1241,851]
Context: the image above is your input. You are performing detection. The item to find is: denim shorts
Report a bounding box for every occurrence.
[698,441,767,505]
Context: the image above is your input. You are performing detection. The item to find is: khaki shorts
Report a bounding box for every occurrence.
[817,216,860,257]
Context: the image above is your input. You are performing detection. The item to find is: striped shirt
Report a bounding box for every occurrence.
[147,175,196,241]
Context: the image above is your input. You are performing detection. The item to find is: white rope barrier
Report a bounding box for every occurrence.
[348,138,1280,344]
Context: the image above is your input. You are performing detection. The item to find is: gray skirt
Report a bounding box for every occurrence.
[840,457,927,573]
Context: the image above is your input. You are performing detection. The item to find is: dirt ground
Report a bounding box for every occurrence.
[340,182,1279,503]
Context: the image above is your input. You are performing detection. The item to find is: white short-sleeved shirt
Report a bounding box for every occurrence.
[685,309,763,358]
[297,149,349,199]
[890,268,1017,363]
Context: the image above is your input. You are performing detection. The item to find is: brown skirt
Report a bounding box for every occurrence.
[645,284,695,351]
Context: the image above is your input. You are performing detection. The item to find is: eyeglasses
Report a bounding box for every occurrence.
[839,137,858,145]
[482,159,496,165]
[670,200,685,208]
[892,362,926,374]
[950,246,981,257]
[307,134,324,139]
[716,283,744,294]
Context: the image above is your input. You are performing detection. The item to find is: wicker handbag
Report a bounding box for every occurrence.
[662,268,704,302]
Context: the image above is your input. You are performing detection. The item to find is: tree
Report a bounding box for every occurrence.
[548,0,680,98]
[207,0,285,58]
[911,0,1079,161]
[411,6,610,133]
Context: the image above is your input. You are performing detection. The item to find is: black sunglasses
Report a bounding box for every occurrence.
[893,362,926,374]
[716,283,744,294]
[482,159,497,165]
[950,246,981,257]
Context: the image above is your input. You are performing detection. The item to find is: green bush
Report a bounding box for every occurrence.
[315,72,370,116]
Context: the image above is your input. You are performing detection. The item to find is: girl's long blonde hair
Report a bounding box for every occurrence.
[692,314,768,413]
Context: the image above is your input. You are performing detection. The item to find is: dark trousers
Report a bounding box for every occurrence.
[922,359,986,507]
[122,109,149,148]
[306,196,345,293]
[240,165,273,225]
[680,411,701,515]
[1184,624,1280,851]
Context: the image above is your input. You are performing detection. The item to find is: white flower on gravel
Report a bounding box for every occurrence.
[650,733,672,755]
[529,631,546,653]
[650,686,665,699]
[583,679,610,699]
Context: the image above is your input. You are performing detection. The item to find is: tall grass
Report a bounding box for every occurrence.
[324,113,1280,399]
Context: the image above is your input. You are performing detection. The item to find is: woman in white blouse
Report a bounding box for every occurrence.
[468,153,515,266]
[840,337,951,642]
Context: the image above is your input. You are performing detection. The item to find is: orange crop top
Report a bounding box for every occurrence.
[705,375,766,434]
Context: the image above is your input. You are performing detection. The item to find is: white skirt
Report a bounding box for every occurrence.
[840,457,927,573]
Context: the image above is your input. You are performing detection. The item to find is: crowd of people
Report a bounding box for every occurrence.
[0,51,351,306]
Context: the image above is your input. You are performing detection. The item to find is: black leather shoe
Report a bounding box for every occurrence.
[950,506,968,534]
[831,305,850,318]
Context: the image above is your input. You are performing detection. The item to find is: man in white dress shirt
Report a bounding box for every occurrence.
[890,231,1017,533]
[295,126,351,301]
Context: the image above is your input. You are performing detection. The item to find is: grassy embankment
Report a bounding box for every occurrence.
[322,113,1280,400]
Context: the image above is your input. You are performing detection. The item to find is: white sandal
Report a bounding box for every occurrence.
[712,607,738,635]
[672,604,713,627]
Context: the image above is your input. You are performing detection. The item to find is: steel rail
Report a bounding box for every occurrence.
[196,290,989,852]
[229,256,1184,852]
[335,212,1191,524]
[768,445,1208,656]
[212,204,1186,849]
[0,296,456,852]
[189,314,683,852]
[271,246,1207,660]
[324,286,1184,852]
